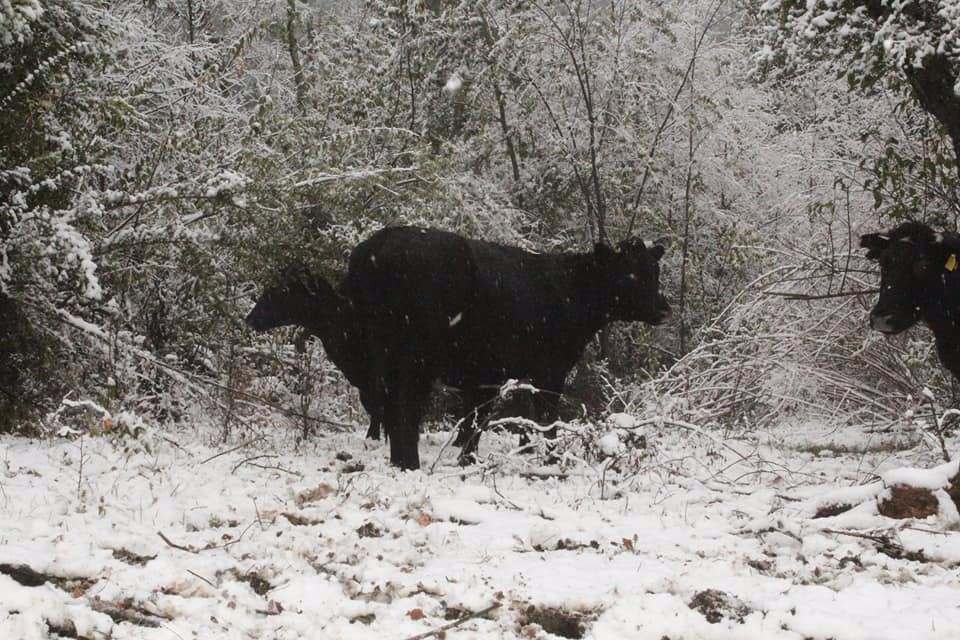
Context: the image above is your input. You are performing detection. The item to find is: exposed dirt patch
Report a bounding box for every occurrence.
[0,563,48,587]
[878,485,939,519]
[688,589,751,624]
[947,471,960,513]
[112,548,157,566]
[517,604,595,639]
[813,503,854,519]
[356,522,383,538]
[234,570,272,596]
[50,576,97,598]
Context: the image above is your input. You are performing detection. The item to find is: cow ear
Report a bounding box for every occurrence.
[938,231,960,252]
[649,244,665,261]
[922,232,960,272]
[860,233,889,260]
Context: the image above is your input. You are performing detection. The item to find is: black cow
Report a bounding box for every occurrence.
[245,269,385,439]
[861,221,960,379]
[344,226,670,470]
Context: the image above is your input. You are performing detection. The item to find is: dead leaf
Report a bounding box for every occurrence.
[295,484,334,507]
[408,608,425,620]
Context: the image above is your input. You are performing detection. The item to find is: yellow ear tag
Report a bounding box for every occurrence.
[947,254,958,272]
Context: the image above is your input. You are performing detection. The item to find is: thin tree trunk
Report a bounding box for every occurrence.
[476,10,522,188]
[679,35,697,356]
[286,0,307,116]
[186,0,195,45]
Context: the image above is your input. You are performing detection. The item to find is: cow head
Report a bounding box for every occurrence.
[597,237,670,324]
[245,265,334,331]
[861,222,960,334]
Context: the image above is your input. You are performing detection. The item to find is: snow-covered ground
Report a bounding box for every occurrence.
[1,417,959,639]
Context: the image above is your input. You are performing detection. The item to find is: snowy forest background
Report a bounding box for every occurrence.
[3,0,960,444]
[8,2,960,638]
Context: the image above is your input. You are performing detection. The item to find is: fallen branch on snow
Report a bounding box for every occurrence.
[399,603,501,640]
[157,531,198,553]
[763,288,878,301]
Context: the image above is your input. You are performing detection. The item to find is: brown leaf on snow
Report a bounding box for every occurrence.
[408,608,425,620]
[295,483,334,507]
[416,512,432,527]
[282,512,321,526]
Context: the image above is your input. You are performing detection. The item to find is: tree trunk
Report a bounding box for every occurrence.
[903,54,960,178]
[286,0,307,116]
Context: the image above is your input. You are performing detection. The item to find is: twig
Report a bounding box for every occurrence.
[491,475,523,512]
[820,527,889,542]
[200,436,266,465]
[186,569,216,588]
[90,599,164,628]
[399,603,501,640]
[244,462,303,477]
[53,311,355,431]
[157,531,197,554]
[922,392,953,463]
[755,527,803,544]
[762,288,879,301]
[232,454,278,474]
[220,520,257,550]
[77,435,84,500]
[428,414,471,474]
[818,527,925,560]
[253,497,267,531]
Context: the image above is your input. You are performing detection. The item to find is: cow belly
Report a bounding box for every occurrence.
[444,329,575,391]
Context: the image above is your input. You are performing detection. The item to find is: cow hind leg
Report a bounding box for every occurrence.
[455,388,495,466]
[385,377,431,471]
[530,386,562,464]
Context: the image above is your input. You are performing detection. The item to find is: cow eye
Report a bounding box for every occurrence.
[912,261,930,277]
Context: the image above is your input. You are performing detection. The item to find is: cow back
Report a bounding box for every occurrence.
[345,227,477,371]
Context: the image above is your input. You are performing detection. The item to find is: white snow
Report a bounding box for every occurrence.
[1,416,959,639]
[883,458,960,490]
[444,74,463,93]
[598,432,623,456]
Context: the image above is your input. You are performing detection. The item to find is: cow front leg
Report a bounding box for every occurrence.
[364,418,381,440]
[531,385,562,464]
[360,390,382,440]
[456,387,494,466]
[386,377,430,471]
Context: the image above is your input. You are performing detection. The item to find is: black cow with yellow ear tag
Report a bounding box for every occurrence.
[861,221,960,379]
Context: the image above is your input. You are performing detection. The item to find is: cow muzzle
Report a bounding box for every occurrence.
[869,311,911,335]
[245,309,271,331]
